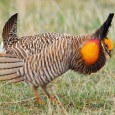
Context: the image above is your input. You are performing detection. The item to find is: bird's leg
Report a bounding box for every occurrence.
[33,86,44,105]
[41,85,60,105]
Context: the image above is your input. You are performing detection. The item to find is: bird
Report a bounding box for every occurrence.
[0,13,114,105]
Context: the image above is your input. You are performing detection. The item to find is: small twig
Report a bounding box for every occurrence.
[0,97,35,105]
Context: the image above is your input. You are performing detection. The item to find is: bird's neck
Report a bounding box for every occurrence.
[69,36,106,75]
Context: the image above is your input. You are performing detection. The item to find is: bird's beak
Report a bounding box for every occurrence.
[108,50,111,57]
[105,46,111,57]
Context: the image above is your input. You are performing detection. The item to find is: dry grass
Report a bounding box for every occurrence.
[0,0,115,114]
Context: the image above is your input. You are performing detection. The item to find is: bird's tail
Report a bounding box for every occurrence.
[2,13,18,50]
[0,52,24,83]
[95,13,114,40]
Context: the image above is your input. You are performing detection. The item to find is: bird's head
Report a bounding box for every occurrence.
[80,13,114,66]
[102,37,113,57]
[94,13,114,57]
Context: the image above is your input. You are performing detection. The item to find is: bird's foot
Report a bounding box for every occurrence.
[49,97,61,105]
[35,98,45,105]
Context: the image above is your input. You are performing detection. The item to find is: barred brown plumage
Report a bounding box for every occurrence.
[2,13,69,56]
[0,13,114,105]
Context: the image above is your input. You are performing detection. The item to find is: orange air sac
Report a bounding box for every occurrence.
[80,39,100,65]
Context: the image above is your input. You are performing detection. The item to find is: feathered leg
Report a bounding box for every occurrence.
[41,85,60,105]
[33,86,44,105]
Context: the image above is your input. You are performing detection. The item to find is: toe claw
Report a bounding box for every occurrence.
[35,99,45,105]
[50,97,61,105]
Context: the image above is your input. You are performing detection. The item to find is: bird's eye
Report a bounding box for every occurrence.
[105,44,108,48]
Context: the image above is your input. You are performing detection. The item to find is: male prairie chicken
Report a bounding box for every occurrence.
[0,13,114,105]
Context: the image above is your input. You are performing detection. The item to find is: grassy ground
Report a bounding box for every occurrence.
[0,0,115,114]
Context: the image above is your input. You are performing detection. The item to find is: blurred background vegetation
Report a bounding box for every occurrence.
[0,0,115,114]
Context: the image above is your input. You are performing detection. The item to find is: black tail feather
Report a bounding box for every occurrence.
[95,13,114,40]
